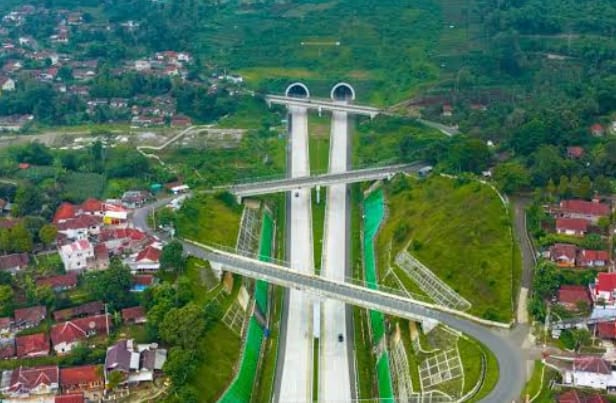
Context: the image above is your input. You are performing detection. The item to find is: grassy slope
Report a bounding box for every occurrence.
[377,176,516,322]
[175,193,242,248]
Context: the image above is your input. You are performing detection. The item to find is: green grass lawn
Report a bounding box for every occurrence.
[309,114,330,272]
[523,361,544,401]
[175,193,242,248]
[376,176,517,322]
[192,321,242,403]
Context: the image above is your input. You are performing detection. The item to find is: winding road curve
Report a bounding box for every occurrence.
[132,198,525,402]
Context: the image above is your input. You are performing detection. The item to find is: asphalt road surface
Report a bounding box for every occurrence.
[319,109,352,402]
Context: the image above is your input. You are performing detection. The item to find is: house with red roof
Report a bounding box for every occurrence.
[59,365,104,396]
[557,390,608,403]
[0,253,29,274]
[53,202,76,224]
[53,301,104,322]
[36,273,78,292]
[14,306,46,330]
[0,340,16,359]
[93,243,109,270]
[56,214,102,241]
[558,285,592,311]
[129,244,161,272]
[597,322,616,339]
[550,244,578,267]
[50,314,111,354]
[0,316,12,334]
[578,250,610,268]
[60,239,95,272]
[556,218,588,237]
[567,146,585,159]
[99,228,148,254]
[131,274,156,292]
[591,273,616,308]
[591,124,605,137]
[564,356,616,391]
[560,199,611,224]
[16,332,50,357]
[55,393,85,403]
[121,306,146,325]
[0,365,59,398]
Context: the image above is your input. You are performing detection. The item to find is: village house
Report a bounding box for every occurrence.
[564,356,616,391]
[53,301,104,322]
[59,365,104,397]
[99,228,148,255]
[558,285,592,311]
[14,306,46,330]
[567,146,585,159]
[559,199,611,224]
[131,274,156,292]
[0,341,15,359]
[121,306,146,325]
[0,76,15,92]
[557,390,608,403]
[120,191,149,209]
[15,333,49,358]
[578,250,610,268]
[0,114,33,131]
[56,393,86,403]
[556,218,588,237]
[50,314,111,354]
[591,273,616,309]
[56,215,102,241]
[0,253,29,274]
[549,244,577,267]
[37,273,78,292]
[0,317,12,334]
[104,339,166,385]
[591,124,605,137]
[128,244,161,272]
[1,365,59,399]
[60,239,95,272]
[597,322,616,340]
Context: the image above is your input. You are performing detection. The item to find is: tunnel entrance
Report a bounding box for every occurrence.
[285,82,310,99]
[330,83,355,103]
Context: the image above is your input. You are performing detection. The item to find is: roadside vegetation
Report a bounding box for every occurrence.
[377,175,518,322]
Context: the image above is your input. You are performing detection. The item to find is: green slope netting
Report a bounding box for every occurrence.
[255,213,273,313]
[219,212,273,403]
[363,189,395,402]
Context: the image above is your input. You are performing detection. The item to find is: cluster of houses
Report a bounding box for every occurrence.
[0,301,165,402]
[48,195,164,274]
[546,199,612,268]
[0,5,225,130]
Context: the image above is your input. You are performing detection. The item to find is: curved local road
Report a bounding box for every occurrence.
[132,199,525,402]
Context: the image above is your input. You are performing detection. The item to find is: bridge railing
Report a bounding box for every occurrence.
[183,239,513,329]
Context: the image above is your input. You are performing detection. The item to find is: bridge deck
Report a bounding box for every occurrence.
[228,163,425,197]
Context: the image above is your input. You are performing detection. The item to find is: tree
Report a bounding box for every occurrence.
[163,347,198,387]
[0,285,14,316]
[38,224,58,246]
[84,259,135,309]
[159,303,205,349]
[10,223,33,253]
[107,370,124,391]
[13,184,42,217]
[160,241,184,273]
[492,162,530,194]
[581,234,605,250]
[597,217,611,233]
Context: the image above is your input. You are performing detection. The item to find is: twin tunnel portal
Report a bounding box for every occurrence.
[164,83,523,402]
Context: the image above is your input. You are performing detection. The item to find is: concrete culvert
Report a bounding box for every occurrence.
[285,82,310,99]
[330,82,355,102]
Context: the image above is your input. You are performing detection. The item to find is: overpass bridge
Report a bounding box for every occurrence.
[225,163,426,198]
[176,238,522,403]
[266,94,381,118]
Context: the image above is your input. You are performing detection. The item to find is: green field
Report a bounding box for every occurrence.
[376,176,519,322]
[175,193,243,248]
